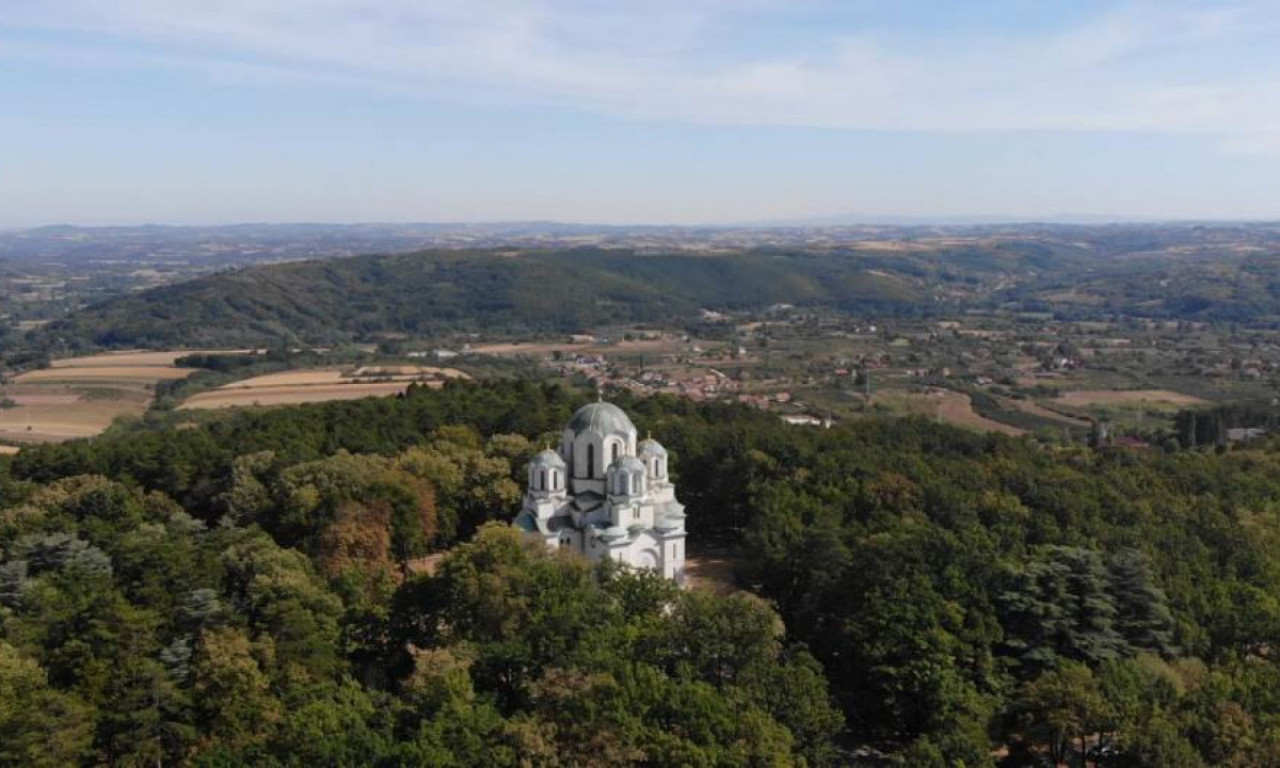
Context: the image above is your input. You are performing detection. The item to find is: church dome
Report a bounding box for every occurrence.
[638,438,666,457]
[530,448,566,468]
[566,402,636,438]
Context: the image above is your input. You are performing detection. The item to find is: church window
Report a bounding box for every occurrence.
[539,469,547,490]
[611,442,620,462]
[587,444,595,477]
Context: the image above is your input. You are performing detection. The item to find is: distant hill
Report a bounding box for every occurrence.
[34,248,950,349]
[32,225,1280,351]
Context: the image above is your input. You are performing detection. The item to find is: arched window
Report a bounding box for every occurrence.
[611,442,620,463]
[586,444,595,478]
[539,469,547,491]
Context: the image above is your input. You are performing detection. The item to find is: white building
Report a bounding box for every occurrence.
[514,401,688,582]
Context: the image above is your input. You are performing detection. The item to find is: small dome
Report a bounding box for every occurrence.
[530,449,566,468]
[566,402,636,438]
[610,455,646,474]
[638,438,667,457]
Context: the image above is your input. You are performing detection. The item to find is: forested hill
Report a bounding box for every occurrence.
[21,227,1280,351]
[9,380,1280,762]
[34,247,965,349]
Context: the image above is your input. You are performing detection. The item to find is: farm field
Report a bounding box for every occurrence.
[16,365,193,383]
[871,388,1026,436]
[469,336,690,357]
[177,365,469,410]
[47,350,248,368]
[0,352,471,445]
[931,390,1026,436]
[0,350,239,445]
[1055,389,1206,406]
[179,381,423,409]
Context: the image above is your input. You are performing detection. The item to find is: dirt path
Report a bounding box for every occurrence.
[684,551,743,595]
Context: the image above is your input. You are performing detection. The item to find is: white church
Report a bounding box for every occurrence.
[514,401,688,582]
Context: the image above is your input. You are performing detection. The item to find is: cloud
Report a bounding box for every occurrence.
[6,0,1280,150]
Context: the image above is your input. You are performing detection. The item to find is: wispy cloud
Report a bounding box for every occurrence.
[6,0,1280,150]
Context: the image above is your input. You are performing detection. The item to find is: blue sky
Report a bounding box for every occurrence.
[3,0,1280,226]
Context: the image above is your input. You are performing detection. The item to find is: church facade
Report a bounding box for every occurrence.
[514,401,688,582]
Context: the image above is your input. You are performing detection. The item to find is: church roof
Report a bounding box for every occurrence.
[566,402,636,437]
[610,455,646,473]
[638,438,667,457]
[571,492,605,515]
[530,449,566,468]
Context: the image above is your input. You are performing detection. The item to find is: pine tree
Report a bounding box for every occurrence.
[1107,549,1177,656]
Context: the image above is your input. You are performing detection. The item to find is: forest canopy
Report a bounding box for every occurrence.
[4,379,1280,764]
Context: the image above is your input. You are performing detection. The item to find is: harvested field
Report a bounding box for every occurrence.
[9,353,469,436]
[0,445,20,455]
[872,389,1025,436]
[49,349,251,368]
[7,393,82,406]
[217,370,348,388]
[0,400,142,442]
[16,366,195,383]
[0,352,249,443]
[213,366,468,391]
[933,390,1026,436]
[179,381,439,410]
[1057,389,1205,407]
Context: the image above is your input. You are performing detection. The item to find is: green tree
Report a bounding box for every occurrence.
[1016,661,1111,766]
[0,642,94,767]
